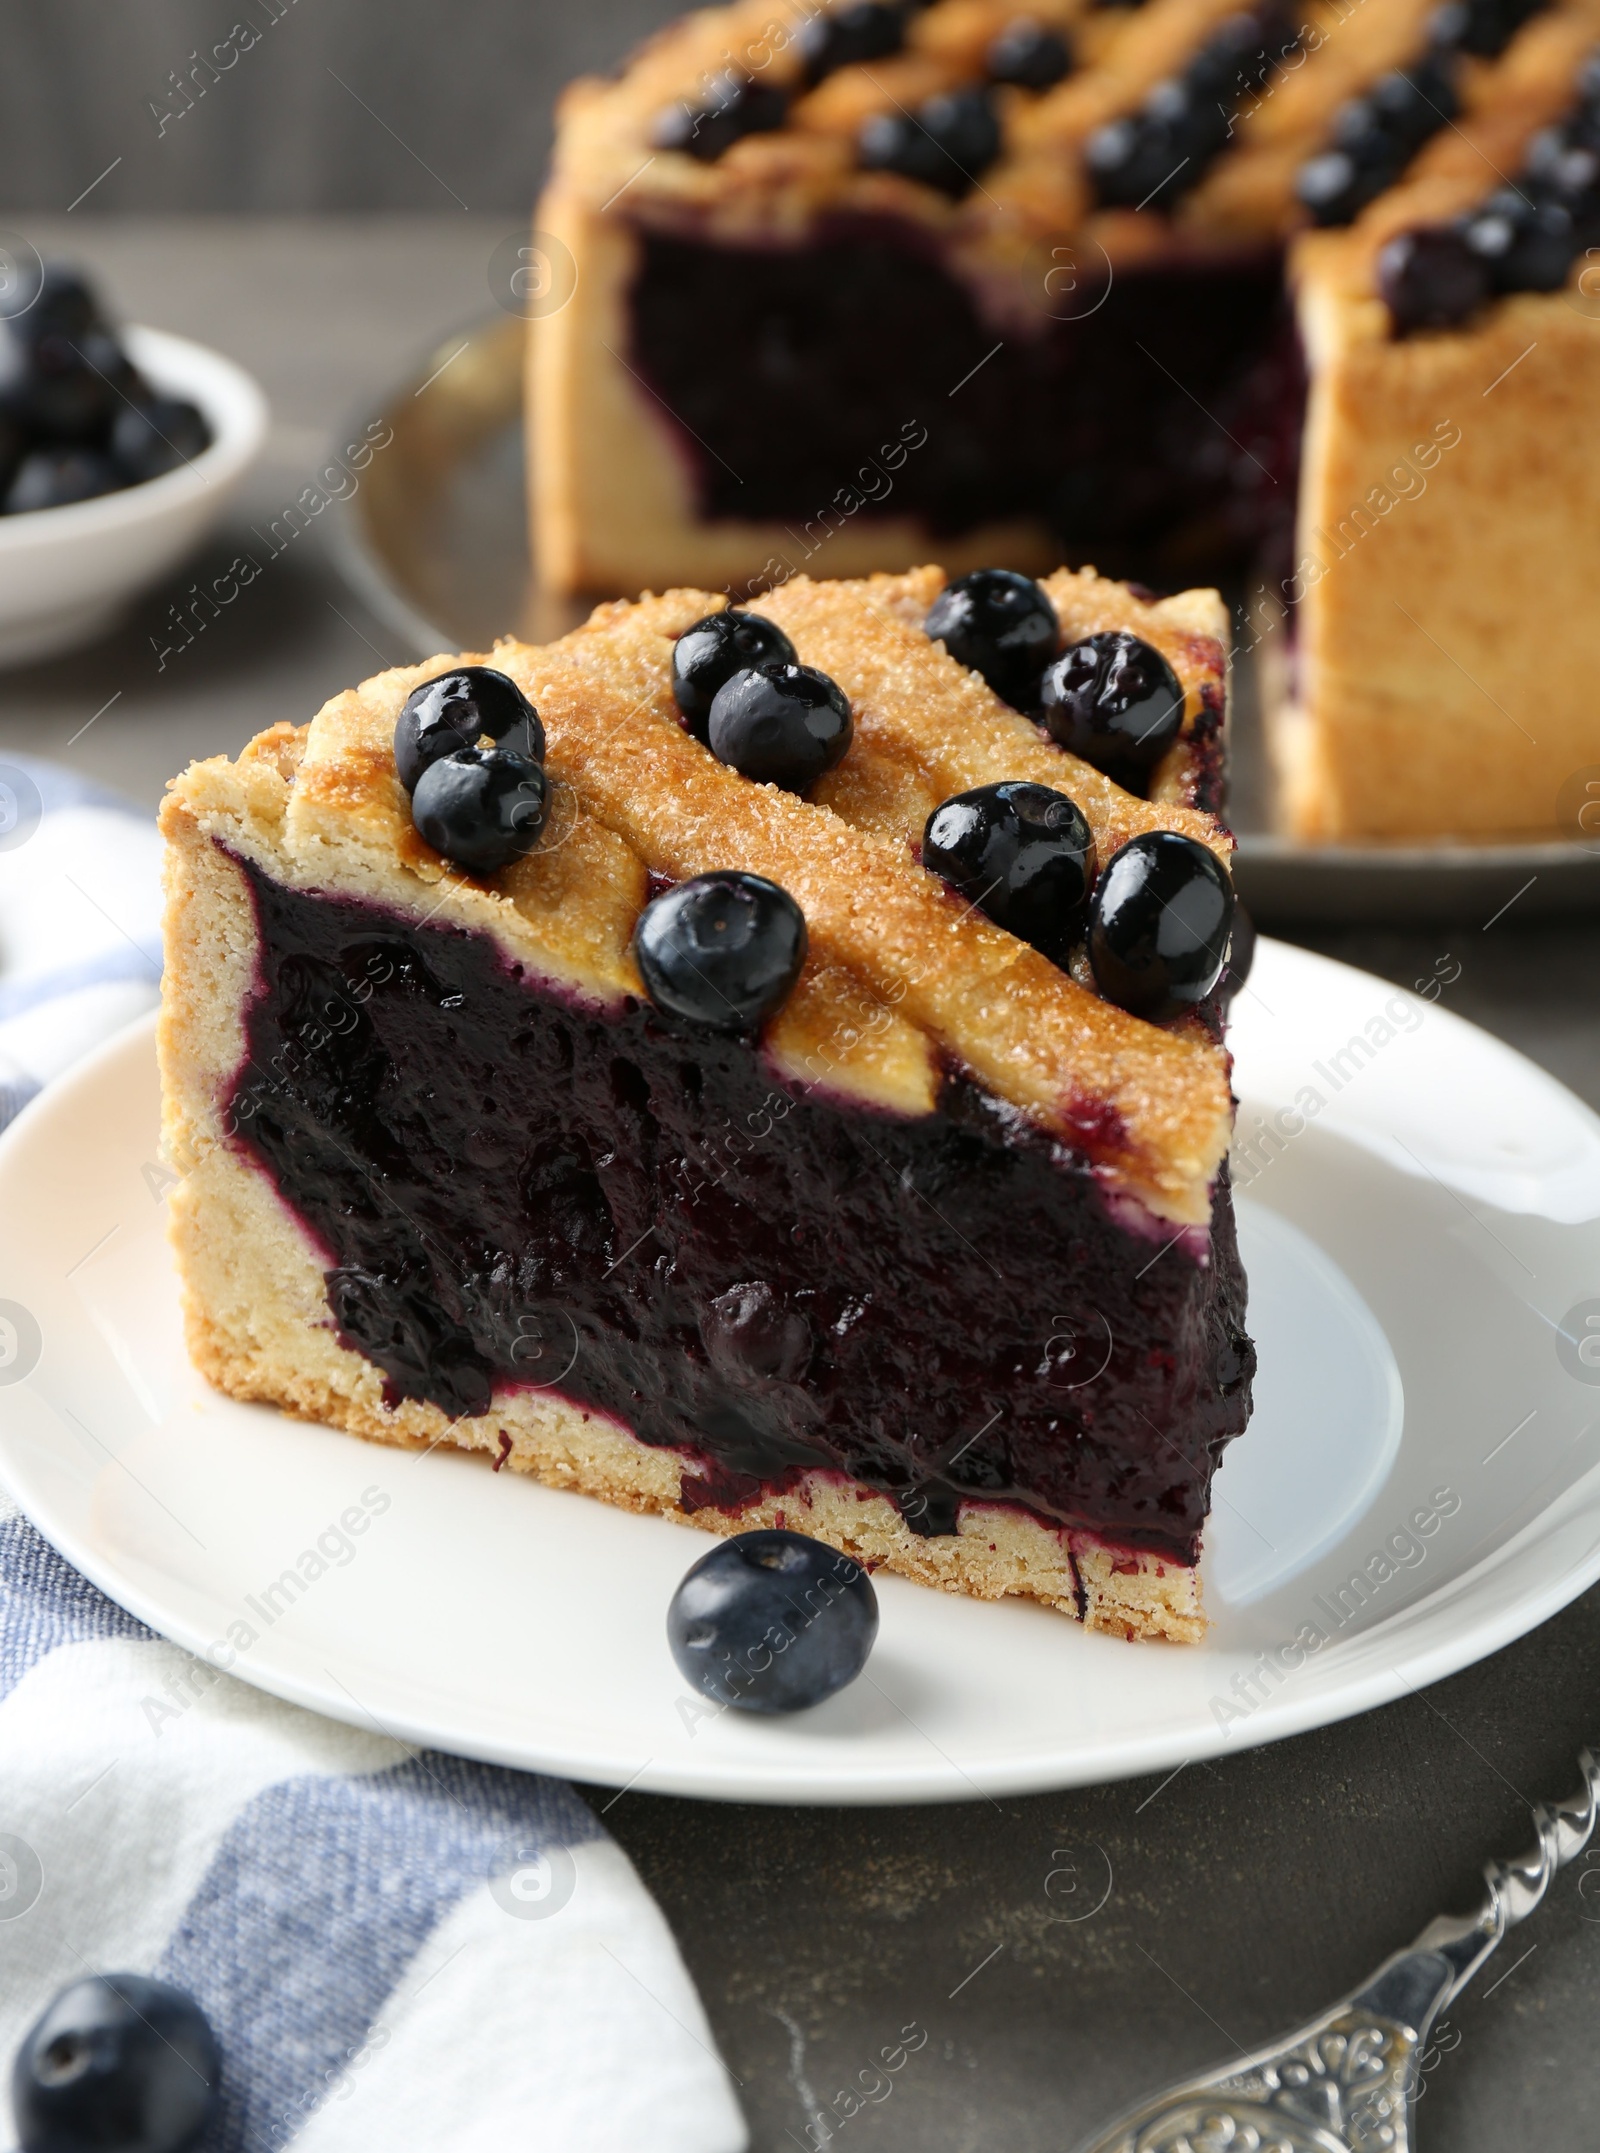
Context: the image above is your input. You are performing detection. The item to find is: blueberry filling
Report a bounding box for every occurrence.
[858,86,1003,196]
[922,780,1096,964]
[1087,6,1299,212]
[12,1974,220,2153]
[632,870,808,1033]
[627,227,1301,618]
[923,568,1059,709]
[1296,56,1460,227]
[1088,830,1236,1020]
[666,1528,878,1711]
[652,72,789,161]
[706,663,853,791]
[225,858,1253,1559]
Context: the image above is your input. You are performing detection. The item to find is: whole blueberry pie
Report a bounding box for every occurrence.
[159,564,1249,1643]
[533,0,1600,840]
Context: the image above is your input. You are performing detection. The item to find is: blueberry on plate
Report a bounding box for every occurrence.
[410,746,549,876]
[707,663,852,792]
[671,611,798,741]
[634,870,807,1034]
[987,18,1074,90]
[1088,829,1236,1020]
[395,666,545,792]
[923,780,1096,964]
[1040,630,1185,780]
[12,1972,220,2153]
[858,86,1003,197]
[667,1528,879,1712]
[923,568,1058,709]
[3,447,119,515]
[109,396,211,485]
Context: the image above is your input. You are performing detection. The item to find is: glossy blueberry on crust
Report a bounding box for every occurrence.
[410,747,549,876]
[1429,0,1544,60]
[798,0,906,85]
[12,1973,220,2153]
[987,19,1074,90]
[633,871,808,1033]
[394,666,544,792]
[1040,630,1185,782]
[923,569,1058,709]
[671,610,798,741]
[1089,830,1235,1020]
[858,87,1003,198]
[707,662,853,792]
[1378,225,1490,333]
[1296,58,1460,226]
[923,781,1097,965]
[651,72,789,161]
[1463,191,1580,293]
[666,1529,878,1712]
[1220,901,1256,1005]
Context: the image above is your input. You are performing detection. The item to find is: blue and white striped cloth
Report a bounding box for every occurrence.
[0,760,746,2152]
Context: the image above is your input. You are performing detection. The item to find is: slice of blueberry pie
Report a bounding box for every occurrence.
[159,564,1250,1643]
[534,0,1600,837]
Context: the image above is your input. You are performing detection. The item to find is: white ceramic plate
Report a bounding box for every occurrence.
[2,939,1598,1805]
[0,324,268,668]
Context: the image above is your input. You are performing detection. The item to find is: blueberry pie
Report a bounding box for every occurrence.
[159,565,1248,1643]
[534,0,1600,838]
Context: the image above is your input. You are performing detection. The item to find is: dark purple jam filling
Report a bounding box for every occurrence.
[225,855,1254,1564]
[627,220,1304,591]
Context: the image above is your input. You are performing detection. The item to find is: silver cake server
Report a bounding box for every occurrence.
[1076,1746,1600,2153]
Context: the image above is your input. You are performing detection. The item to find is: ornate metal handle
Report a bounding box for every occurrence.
[1076,1746,1600,2153]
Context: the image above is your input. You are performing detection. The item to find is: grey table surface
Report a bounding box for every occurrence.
[4,216,1599,2153]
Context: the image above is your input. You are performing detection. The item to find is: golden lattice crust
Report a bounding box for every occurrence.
[163,566,1236,1225]
[547,0,1600,259]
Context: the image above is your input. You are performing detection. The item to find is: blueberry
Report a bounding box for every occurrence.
[410,747,549,876]
[798,1,906,85]
[1295,147,1377,226]
[109,396,211,485]
[858,86,1003,197]
[1040,631,1185,781]
[707,663,852,791]
[3,446,119,514]
[671,611,798,742]
[395,666,544,792]
[1463,192,1578,292]
[1088,830,1235,1020]
[0,321,134,440]
[923,568,1058,708]
[1428,0,1541,58]
[923,780,1096,964]
[634,871,807,1033]
[652,72,789,161]
[666,1528,878,1713]
[987,20,1074,91]
[1220,901,1256,1004]
[5,262,108,341]
[1378,224,1490,333]
[12,1972,220,2153]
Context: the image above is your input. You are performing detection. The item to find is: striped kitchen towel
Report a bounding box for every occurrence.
[0,760,747,2152]
[0,755,163,1132]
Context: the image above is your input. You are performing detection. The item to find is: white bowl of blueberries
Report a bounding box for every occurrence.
[0,258,268,669]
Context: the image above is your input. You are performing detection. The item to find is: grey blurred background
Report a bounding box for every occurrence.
[0,0,683,214]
